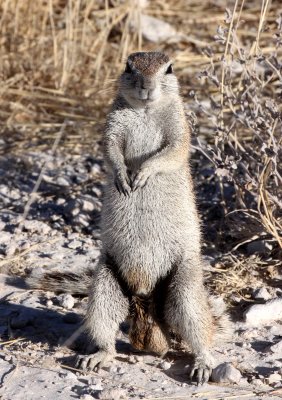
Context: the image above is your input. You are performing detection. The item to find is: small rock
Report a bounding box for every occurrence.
[269,340,282,354]
[238,361,255,373]
[56,198,66,205]
[244,299,282,326]
[268,373,281,384]
[46,299,53,308]
[128,355,138,364]
[90,164,102,175]
[90,382,103,391]
[57,293,75,309]
[56,176,71,187]
[67,239,82,249]
[133,14,177,43]
[211,362,242,384]
[81,196,98,212]
[5,242,17,256]
[96,388,126,399]
[73,213,89,227]
[160,361,171,371]
[269,325,282,336]
[253,287,272,301]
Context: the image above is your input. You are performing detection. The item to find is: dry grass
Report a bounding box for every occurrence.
[0,0,281,297]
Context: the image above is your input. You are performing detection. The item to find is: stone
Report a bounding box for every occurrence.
[269,325,282,336]
[81,196,98,212]
[46,300,53,308]
[73,214,89,227]
[128,355,138,364]
[211,362,242,384]
[90,382,103,391]
[67,239,82,249]
[57,293,75,309]
[244,299,282,327]
[269,340,282,354]
[56,176,71,187]
[253,287,272,301]
[268,373,281,384]
[5,242,17,256]
[160,361,171,371]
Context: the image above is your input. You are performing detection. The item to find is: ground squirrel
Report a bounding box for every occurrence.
[27,52,231,384]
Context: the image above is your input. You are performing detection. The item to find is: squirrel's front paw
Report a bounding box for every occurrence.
[132,167,151,191]
[114,170,131,196]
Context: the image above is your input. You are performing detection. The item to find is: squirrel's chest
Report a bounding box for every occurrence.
[124,115,163,164]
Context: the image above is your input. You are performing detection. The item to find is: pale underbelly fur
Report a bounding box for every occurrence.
[101,169,201,295]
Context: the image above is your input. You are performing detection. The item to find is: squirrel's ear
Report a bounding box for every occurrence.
[125,61,132,73]
[165,64,173,74]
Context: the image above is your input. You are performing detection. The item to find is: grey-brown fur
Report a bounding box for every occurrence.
[27,52,231,384]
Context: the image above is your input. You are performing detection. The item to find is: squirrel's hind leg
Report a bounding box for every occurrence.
[76,260,129,371]
[164,258,215,385]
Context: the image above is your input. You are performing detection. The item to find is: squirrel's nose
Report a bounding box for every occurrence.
[140,77,156,90]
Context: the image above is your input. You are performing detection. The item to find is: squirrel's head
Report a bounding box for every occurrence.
[119,52,179,107]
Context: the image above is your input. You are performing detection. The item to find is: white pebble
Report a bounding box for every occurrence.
[244,299,282,327]
[160,361,171,371]
[46,300,53,308]
[57,293,75,309]
[270,340,282,354]
[253,287,272,301]
[211,362,242,383]
[268,373,281,384]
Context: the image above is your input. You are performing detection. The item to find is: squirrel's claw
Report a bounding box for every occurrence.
[76,350,113,372]
[189,366,212,385]
[114,172,131,196]
[189,357,212,385]
[132,167,150,191]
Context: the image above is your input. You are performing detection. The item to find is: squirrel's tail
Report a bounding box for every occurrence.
[26,268,93,295]
[128,296,170,357]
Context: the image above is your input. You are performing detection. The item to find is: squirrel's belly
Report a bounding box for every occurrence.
[101,172,199,291]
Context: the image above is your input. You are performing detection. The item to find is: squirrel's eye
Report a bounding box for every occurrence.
[125,62,132,73]
[165,64,173,74]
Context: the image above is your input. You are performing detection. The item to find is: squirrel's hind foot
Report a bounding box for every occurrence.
[75,350,114,372]
[188,353,214,385]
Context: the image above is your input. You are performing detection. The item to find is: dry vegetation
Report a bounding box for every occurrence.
[0,0,281,299]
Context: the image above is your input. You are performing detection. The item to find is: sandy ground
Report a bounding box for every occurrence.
[0,151,282,399]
